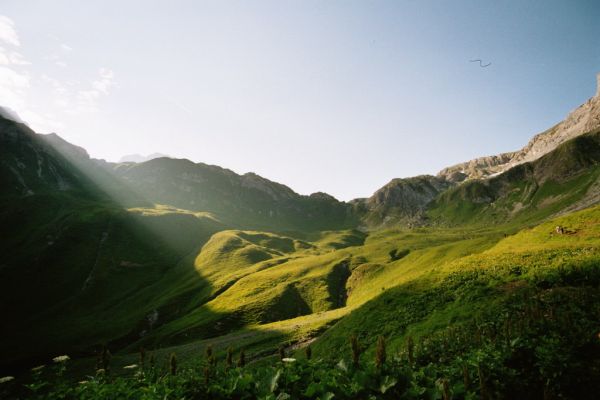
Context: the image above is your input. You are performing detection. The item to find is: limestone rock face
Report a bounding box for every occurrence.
[368,175,450,211]
[357,175,453,228]
[438,74,600,182]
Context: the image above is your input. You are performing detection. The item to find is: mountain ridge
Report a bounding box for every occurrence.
[438,73,600,183]
[4,71,599,231]
[118,153,169,163]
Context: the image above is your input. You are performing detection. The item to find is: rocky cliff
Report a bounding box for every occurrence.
[438,73,600,182]
[354,175,453,228]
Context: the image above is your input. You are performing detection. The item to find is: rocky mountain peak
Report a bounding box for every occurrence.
[356,175,453,228]
[118,153,169,163]
[438,73,600,182]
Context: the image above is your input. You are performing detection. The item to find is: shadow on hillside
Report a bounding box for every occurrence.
[0,129,232,375]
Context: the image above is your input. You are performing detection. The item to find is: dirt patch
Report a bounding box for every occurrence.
[510,202,525,216]
[287,337,317,352]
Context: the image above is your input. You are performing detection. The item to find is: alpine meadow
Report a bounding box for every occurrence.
[1,2,600,399]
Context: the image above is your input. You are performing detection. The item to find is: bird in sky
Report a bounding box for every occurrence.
[470,59,492,67]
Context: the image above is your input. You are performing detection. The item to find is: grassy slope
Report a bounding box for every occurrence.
[63,224,504,372]
[311,205,600,359]
[131,229,362,347]
[69,205,598,386]
[95,213,508,368]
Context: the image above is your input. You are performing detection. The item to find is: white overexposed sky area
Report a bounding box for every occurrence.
[1,1,599,200]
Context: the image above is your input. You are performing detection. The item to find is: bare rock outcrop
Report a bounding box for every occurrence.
[357,175,453,228]
[439,73,600,182]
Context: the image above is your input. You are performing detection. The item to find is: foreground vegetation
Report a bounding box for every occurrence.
[4,272,599,399]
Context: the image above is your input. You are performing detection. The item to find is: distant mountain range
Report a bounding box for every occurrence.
[118,153,170,163]
[3,74,599,231]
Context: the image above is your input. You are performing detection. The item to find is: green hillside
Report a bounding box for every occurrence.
[428,130,600,226]
[313,205,600,354]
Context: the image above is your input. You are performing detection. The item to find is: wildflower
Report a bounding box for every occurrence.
[169,353,177,375]
[0,376,14,384]
[278,345,286,361]
[282,358,296,363]
[226,347,233,368]
[31,365,45,372]
[407,336,414,366]
[375,336,386,368]
[123,364,138,370]
[349,335,361,367]
[139,347,146,368]
[238,349,246,368]
[203,366,210,385]
[205,345,216,367]
[53,355,70,363]
[99,346,111,373]
[463,364,471,389]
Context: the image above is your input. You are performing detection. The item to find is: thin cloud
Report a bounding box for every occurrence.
[0,19,31,116]
[75,68,116,113]
[0,15,116,131]
[0,65,30,107]
[0,16,20,47]
[0,15,55,131]
[1,48,30,65]
[42,74,68,95]
[0,65,61,132]
[92,68,114,94]
[166,97,194,116]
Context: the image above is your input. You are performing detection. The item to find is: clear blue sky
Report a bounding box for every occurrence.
[1,1,599,200]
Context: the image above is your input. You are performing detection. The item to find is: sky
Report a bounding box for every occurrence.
[1,1,599,201]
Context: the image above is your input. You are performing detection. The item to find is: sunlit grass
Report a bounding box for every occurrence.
[127,204,220,221]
